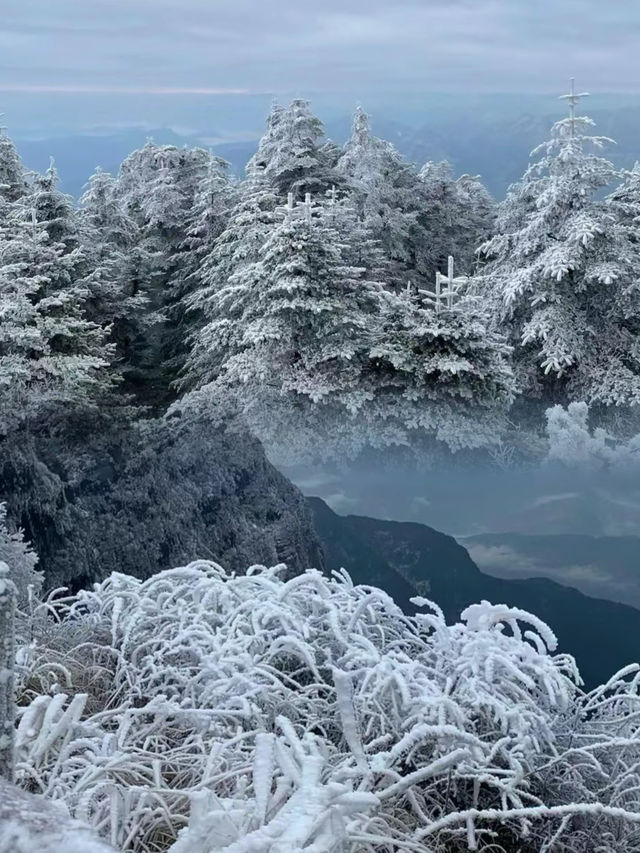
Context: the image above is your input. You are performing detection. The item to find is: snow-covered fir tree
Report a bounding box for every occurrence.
[320,185,390,285]
[245,100,287,178]
[249,99,342,199]
[476,83,640,409]
[419,162,495,275]
[0,132,125,593]
[113,142,213,402]
[359,283,516,453]
[606,160,640,224]
[0,126,27,208]
[184,182,385,406]
[0,504,41,608]
[116,142,210,235]
[79,168,150,371]
[235,194,384,402]
[416,160,460,275]
[182,167,281,388]
[186,194,388,460]
[0,176,115,438]
[337,107,429,288]
[169,155,237,372]
[23,162,84,250]
[177,154,237,289]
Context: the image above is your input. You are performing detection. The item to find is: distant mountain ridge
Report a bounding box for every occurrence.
[464,531,640,610]
[17,103,640,199]
[309,497,640,690]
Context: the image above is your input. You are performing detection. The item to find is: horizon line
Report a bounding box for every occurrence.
[0,84,260,96]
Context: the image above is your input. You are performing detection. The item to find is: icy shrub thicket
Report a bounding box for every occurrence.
[9,562,640,852]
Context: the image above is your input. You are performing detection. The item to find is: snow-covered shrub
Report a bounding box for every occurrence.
[0,502,42,608]
[0,778,115,853]
[11,561,640,852]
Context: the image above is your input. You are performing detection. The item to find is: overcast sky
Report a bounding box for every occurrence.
[1,1,639,135]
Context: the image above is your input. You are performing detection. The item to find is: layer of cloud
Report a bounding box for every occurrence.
[466,541,640,609]
[0,84,251,95]
[3,0,640,97]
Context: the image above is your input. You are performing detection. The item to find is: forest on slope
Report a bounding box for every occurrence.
[4,93,640,582]
[3,92,640,851]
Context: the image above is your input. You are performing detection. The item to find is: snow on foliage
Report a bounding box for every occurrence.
[476,108,640,407]
[10,561,640,852]
[0,163,115,438]
[0,778,115,853]
[183,183,514,465]
[337,107,425,288]
[545,401,640,470]
[0,128,28,207]
[0,503,42,608]
[2,92,640,474]
[248,99,341,199]
[418,162,495,278]
[78,167,150,362]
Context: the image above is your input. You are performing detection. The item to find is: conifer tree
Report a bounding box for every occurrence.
[0,190,114,438]
[183,168,281,388]
[337,107,426,288]
[320,186,390,283]
[249,99,342,199]
[79,168,149,369]
[179,155,237,286]
[362,285,515,453]
[0,126,27,207]
[187,194,387,458]
[419,163,495,276]
[169,155,237,372]
[246,100,288,177]
[476,82,640,408]
[233,195,383,397]
[417,161,460,276]
[606,161,640,243]
[113,142,212,402]
[25,161,84,249]
[0,503,41,608]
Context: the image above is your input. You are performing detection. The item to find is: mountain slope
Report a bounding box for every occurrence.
[309,498,640,689]
[2,415,324,593]
[464,531,640,609]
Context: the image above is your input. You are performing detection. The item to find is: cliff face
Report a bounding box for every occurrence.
[308,497,640,690]
[3,414,323,592]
